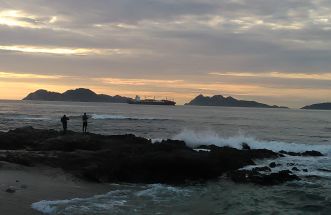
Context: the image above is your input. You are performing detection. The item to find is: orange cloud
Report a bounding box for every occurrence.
[1,72,330,107]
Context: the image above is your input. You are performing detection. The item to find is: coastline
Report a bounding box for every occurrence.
[0,126,328,214]
[0,162,111,215]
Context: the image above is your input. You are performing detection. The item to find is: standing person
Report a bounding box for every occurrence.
[82,113,88,134]
[61,115,69,134]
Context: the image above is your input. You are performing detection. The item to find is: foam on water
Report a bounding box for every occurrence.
[2,114,51,121]
[32,190,130,215]
[135,184,191,200]
[91,114,168,121]
[173,129,331,155]
[32,184,190,215]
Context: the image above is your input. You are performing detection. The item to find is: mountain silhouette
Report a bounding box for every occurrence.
[301,102,331,110]
[185,94,287,108]
[23,88,131,103]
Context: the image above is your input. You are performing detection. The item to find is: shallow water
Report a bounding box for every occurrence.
[0,100,330,214]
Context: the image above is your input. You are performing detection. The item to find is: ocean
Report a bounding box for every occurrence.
[1,100,330,214]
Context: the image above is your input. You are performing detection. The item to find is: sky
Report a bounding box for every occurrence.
[0,0,330,107]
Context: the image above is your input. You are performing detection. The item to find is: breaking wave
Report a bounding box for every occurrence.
[173,129,331,155]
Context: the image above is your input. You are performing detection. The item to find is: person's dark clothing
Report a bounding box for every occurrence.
[61,115,69,134]
[82,114,88,133]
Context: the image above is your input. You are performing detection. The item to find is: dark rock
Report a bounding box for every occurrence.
[227,169,300,186]
[301,151,323,157]
[5,187,16,193]
[0,127,287,185]
[242,142,251,150]
[317,168,331,173]
[269,162,280,168]
[287,163,296,166]
[279,150,323,157]
[292,167,300,171]
[302,169,308,172]
[288,152,299,156]
[252,166,272,172]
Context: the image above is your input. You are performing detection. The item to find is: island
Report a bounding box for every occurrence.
[23,88,131,103]
[185,94,288,108]
[301,102,331,110]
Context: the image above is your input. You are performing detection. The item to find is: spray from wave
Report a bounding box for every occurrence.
[173,129,331,155]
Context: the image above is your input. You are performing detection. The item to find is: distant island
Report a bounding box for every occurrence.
[23,88,131,103]
[301,102,331,110]
[185,94,288,108]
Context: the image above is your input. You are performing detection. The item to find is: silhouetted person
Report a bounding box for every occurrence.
[82,113,88,133]
[61,115,69,134]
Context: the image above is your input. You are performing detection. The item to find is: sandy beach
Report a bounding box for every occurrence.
[0,161,111,215]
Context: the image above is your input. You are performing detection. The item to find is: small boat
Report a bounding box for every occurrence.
[128,95,176,106]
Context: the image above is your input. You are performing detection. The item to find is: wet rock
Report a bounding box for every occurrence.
[302,169,308,172]
[292,167,300,171]
[317,168,331,173]
[301,151,323,156]
[227,169,300,186]
[269,162,281,168]
[5,187,16,193]
[279,150,323,157]
[0,127,286,185]
[252,166,271,172]
[241,142,251,150]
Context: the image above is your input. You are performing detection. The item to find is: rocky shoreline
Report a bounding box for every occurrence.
[0,127,324,186]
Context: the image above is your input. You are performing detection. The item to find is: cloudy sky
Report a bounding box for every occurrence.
[0,0,330,107]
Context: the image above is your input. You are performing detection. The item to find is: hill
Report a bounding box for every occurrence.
[301,102,331,110]
[23,88,131,103]
[185,95,287,108]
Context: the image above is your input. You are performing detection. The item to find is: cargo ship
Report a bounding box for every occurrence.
[128,95,176,106]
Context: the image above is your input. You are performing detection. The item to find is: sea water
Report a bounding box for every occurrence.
[0,100,330,214]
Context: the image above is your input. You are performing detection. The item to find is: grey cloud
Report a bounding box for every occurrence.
[1,0,331,106]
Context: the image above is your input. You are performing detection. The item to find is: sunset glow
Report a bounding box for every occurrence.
[0,0,330,107]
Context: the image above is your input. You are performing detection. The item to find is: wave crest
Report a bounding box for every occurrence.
[173,129,331,154]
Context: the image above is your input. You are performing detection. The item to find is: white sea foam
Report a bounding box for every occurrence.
[91,114,167,121]
[32,190,129,214]
[173,129,331,155]
[135,184,191,200]
[151,138,164,143]
[4,115,51,121]
[32,184,189,214]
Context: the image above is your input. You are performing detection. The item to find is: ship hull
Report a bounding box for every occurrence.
[128,101,176,106]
